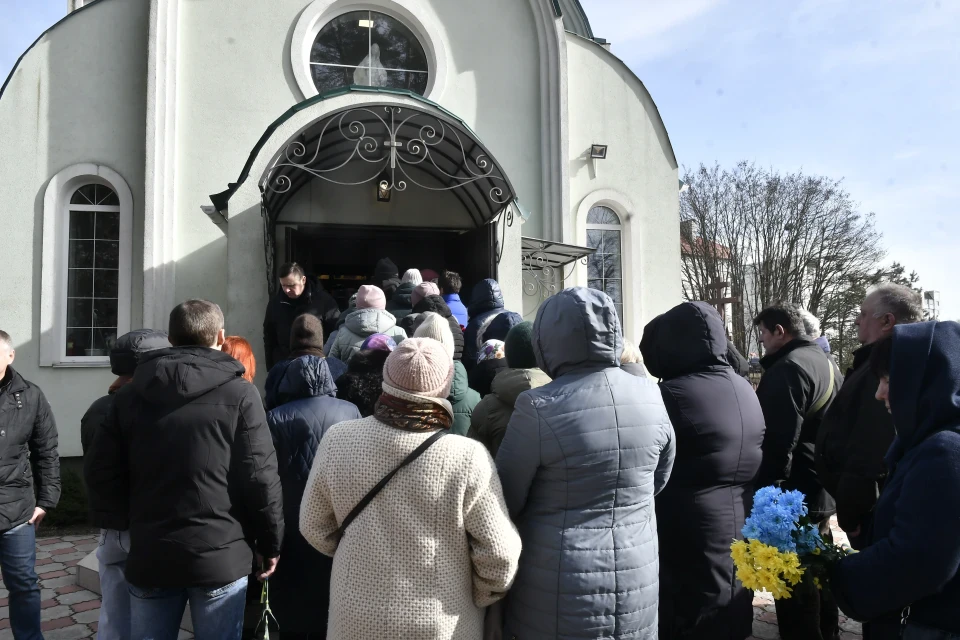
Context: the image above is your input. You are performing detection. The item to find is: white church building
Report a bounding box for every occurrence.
[0,0,680,458]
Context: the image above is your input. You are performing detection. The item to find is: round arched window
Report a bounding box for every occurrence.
[310,11,429,95]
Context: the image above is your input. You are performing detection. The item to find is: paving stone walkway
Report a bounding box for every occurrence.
[1,526,862,639]
[0,533,191,640]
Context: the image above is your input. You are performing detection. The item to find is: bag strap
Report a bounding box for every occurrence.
[807,361,835,418]
[337,430,447,538]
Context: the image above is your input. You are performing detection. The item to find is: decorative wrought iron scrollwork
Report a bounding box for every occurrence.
[522,242,588,300]
[262,106,511,208]
[261,190,277,296]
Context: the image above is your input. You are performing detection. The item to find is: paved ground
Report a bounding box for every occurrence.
[1,526,862,639]
[0,533,192,640]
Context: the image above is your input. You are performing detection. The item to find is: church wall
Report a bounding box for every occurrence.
[564,34,681,344]
[0,0,149,456]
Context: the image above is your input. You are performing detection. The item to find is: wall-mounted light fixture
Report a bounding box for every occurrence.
[377,171,392,202]
[590,144,608,160]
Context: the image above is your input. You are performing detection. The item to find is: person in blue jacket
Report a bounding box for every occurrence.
[265,354,362,637]
[439,270,469,328]
[463,278,505,370]
[832,321,960,640]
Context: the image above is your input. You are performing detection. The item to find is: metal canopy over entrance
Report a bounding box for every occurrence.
[208,88,522,296]
[259,101,518,230]
[521,236,596,300]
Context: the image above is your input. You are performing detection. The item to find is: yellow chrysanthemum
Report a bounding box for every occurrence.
[729,539,805,600]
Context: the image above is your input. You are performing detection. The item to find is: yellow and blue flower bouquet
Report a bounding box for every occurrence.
[731,486,852,599]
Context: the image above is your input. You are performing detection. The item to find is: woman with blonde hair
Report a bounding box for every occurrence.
[620,339,648,377]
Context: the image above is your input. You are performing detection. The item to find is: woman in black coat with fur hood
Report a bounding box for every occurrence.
[334,334,397,416]
[640,302,766,640]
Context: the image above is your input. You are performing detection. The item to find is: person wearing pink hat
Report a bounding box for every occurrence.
[328,285,406,363]
[300,338,521,640]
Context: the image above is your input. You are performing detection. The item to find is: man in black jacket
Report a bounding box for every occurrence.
[754,302,839,640]
[263,262,340,370]
[0,329,60,639]
[816,283,922,550]
[85,301,283,639]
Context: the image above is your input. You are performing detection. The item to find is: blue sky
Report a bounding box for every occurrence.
[2,0,958,317]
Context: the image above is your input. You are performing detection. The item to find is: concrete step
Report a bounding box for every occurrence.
[77,549,194,632]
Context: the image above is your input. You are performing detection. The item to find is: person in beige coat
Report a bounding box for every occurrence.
[299,337,522,640]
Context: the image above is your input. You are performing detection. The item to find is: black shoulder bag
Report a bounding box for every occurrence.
[336,430,447,539]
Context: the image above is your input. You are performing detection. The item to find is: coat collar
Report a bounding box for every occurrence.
[0,367,26,396]
[851,342,875,371]
[759,338,815,371]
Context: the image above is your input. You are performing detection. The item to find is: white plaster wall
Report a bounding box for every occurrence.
[0,0,149,456]
[564,34,681,344]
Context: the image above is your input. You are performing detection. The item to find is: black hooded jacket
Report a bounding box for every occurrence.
[0,367,59,530]
[464,279,505,369]
[84,347,284,588]
[386,281,416,321]
[641,302,765,640]
[265,356,361,632]
[80,330,171,454]
[834,322,960,638]
[399,295,465,361]
[263,278,340,370]
[756,338,838,521]
[335,349,390,417]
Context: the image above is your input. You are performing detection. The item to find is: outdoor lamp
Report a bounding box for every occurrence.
[377,171,392,202]
[590,144,608,160]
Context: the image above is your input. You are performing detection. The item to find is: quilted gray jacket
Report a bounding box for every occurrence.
[495,287,676,639]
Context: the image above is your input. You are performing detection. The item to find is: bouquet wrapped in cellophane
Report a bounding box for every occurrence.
[730,486,853,599]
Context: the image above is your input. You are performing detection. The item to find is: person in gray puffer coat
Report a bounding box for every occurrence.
[328,285,406,362]
[495,287,676,639]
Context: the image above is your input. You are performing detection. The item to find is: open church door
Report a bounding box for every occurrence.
[452,221,498,302]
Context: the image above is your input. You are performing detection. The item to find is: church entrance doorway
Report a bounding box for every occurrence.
[282,222,497,310]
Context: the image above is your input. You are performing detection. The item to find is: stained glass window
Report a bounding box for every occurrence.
[311,11,429,95]
[586,206,624,320]
[66,184,120,357]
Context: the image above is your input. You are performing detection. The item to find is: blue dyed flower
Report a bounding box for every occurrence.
[794,525,823,555]
[741,486,813,554]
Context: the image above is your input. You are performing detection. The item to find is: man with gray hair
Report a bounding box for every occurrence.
[0,329,60,639]
[815,283,923,550]
[85,301,283,639]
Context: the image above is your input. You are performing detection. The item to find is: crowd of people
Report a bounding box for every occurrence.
[0,258,957,640]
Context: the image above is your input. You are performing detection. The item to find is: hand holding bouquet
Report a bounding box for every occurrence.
[730,486,852,599]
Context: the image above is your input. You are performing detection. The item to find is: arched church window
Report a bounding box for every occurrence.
[65,184,122,358]
[586,205,624,320]
[310,11,429,95]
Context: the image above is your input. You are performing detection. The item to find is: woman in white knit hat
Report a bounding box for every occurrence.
[414,312,480,436]
[299,338,521,640]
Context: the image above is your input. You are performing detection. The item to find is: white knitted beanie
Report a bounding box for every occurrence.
[413,312,455,359]
[382,338,454,405]
[401,269,423,286]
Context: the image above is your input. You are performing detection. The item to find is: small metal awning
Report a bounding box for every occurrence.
[521,237,595,270]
